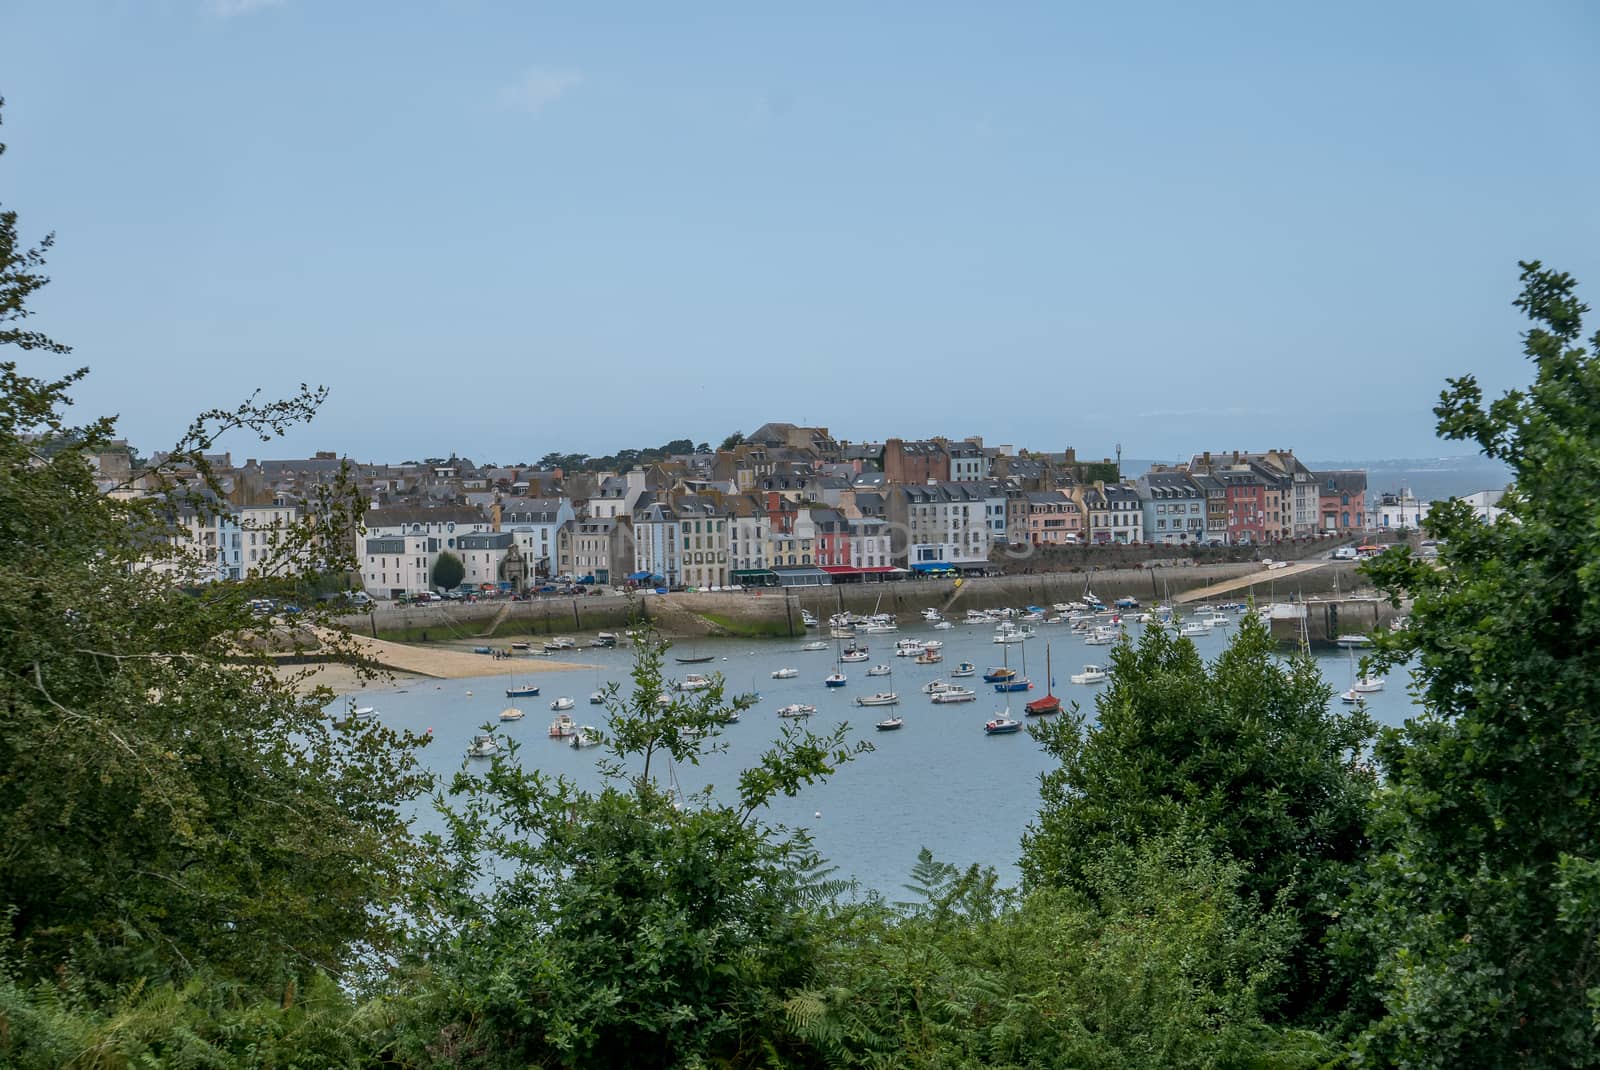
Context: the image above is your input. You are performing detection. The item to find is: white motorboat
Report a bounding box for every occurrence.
[840,648,871,663]
[570,727,599,749]
[543,636,577,652]
[1340,689,1363,704]
[951,661,976,678]
[1070,664,1108,685]
[550,696,576,711]
[777,703,816,718]
[1354,676,1386,693]
[856,692,899,707]
[933,620,954,630]
[930,686,976,704]
[589,690,606,705]
[675,674,713,691]
[1335,634,1373,648]
[802,640,829,651]
[548,713,576,737]
[1179,622,1208,638]
[771,667,799,679]
[465,733,499,758]
[350,705,377,719]
[922,639,944,651]
[831,627,857,639]
[1084,628,1117,645]
[498,706,525,721]
[922,680,952,694]
[895,638,926,657]
[922,608,943,622]
[1202,612,1230,628]
[800,609,818,627]
[866,664,893,677]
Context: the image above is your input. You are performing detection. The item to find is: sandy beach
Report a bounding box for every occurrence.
[275,631,597,697]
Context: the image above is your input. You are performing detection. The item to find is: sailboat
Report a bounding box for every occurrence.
[1341,646,1386,703]
[985,685,1021,734]
[824,636,847,688]
[505,660,540,698]
[675,640,715,665]
[993,639,1031,693]
[856,665,899,708]
[1025,642,1061,716]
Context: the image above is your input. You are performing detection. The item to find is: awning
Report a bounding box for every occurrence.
[626,570,657,581]
[910,562,957,574]
[772,566,832,586]
[731,569,776,578]
[818,565,905,576]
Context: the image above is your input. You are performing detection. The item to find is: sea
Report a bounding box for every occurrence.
[336,616,1419,898]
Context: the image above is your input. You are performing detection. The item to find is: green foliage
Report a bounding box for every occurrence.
[430,550,464,591]
[1021,616,1376,1024]
[1343,262,1600,1066]
[0,962,378,1069]
[1080,461,1119,484]
[719,430,745,450]
[388,626,868,1068]
[537,437,699,474]
[796,838,1327,1068]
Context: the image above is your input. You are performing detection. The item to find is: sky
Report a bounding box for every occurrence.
[4,1,1599,466]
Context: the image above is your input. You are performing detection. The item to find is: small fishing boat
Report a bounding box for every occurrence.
[1340,689,1363,704]
[675,654,715,664]
[675,674,713,692]
[589,690,606,705]
[866,664,893,677]
[498,706,525,721]
[1335,634,1373,648]
[350,705,377,719]
[543,636,577,652]
[777,703,816,718]
[550,696,575,711]
[933,620,954,630]
[771,667,800,679]
[824,671,847,688]
[922,679,951,695]
[802,640,829,651]
[951,661,976,678]
[1070,664,1108,685]
[841,649,871,663]
[570,727,599,749]
[875,715,905,731]
[914,650,943,665]
[548,713,576,737]
[984,714,1022,735]
[895,638,926,657]
[856,692,900,707]
[510,642,530,651]
[800,609,818,627]
[931,686,976,704]
[1086,628,1119,644]
[506,683,541,698]
[590,632,618,648]
[982,666,1016,684]
[922,608,943,622]
[465,733,499,758]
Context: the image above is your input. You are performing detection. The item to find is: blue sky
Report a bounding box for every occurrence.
[5,1,1598,465]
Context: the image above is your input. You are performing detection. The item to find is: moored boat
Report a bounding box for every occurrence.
[465,733,499,758]
[777,703,816,718]
[856,692,900,707]
[866,664,893,677]
[498,706,525,721]
[1070,664,1108,685]
[543,636,577,652]
[506,683,541,698]
[824,671,847,688]
[984,715,1022,735]
[771,666,799,679]
[550,696,575,711]
[931,686,976,704]
[802,640,829,651]
[951,661,976,678]
[875,715,905,731]
[548,713,576,737]
[675,674,713,691]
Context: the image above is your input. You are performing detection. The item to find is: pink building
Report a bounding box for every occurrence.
[1024,491,1081,545]
[1316,471,1367,532]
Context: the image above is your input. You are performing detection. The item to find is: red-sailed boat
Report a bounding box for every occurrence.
[1024,643,1061,716]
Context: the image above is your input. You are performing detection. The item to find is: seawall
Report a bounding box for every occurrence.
[338,561,1378,644]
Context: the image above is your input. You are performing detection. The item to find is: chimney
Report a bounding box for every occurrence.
[491,498,502,532]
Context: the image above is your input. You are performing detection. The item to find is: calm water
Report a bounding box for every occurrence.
[337,615,1418,896]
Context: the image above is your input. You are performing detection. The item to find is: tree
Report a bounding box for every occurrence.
[1342,263,1600,1066]
[1021,616,1376,1024]
[0,97,432,993]
[391,626,868,1068]
[720,430,745,450]
[431,550,464,591]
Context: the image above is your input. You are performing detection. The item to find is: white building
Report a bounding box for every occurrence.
[887,483,990,570]
[1457,489,1509,525]
[499,497,574,580]
[1373,488,1427,532]
[675,497,730,589]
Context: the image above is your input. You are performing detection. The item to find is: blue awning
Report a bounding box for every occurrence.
[626,570,656,581]
[911,562,956,573]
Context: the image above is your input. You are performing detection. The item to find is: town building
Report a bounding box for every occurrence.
[1137,470,1207,544]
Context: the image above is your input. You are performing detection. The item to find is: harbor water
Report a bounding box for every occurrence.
[340,614,1419,896]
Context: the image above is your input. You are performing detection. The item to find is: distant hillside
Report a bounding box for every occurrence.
[1122,455,1510,503]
